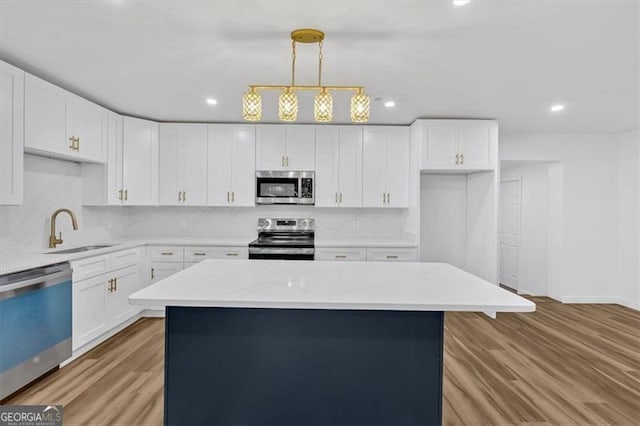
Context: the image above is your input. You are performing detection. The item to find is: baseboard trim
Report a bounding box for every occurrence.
[141,308,165,318]
[562,296,640,311]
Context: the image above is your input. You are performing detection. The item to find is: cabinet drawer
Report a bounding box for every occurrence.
[184,246,215,262]
[316,248,367,262]
[211,247,248,259]
[71,254,111,281]
[149,246,184,262]
[111,247,142,270]
[366,248,418,262]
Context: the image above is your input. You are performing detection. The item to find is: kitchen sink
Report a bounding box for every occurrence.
[46,244,114,254]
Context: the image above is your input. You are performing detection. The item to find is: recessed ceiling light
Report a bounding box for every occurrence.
[206,98,218,105]
[384,101,396,108]
[550,104,565,112]
[453,0,471,6]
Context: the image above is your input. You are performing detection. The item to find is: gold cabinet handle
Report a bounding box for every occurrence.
[335,255,347,259]
[286,156,289,167]
[151,268,155,280]
[335,193,338,204]
[281,156,285,167]
[160,252,173,256]
[226,252,239,257]
[193,252,207,256]
[76,137,80,151]
[460,153,464,165]
[231,191,235,202]
[118,189,123,201]
[124,189,128,201]
[69,136,75,150]
[387,193,390,204]
[183,191,186,202]
[382,193,386,204]
[227,192,230,202]
[386,255,399,259]
[455,154,460,165]
[114,277,117,292]
[108,278,114,292]
[339,192,343,203]
[178,191,182,202]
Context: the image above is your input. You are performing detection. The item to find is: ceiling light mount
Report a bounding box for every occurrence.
[243,28,370,123]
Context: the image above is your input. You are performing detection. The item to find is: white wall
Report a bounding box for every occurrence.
[501,133,619,303]
[616,130,639,309]
[501,132,640,309]
[501,161,551,296]
[0,154,128,254]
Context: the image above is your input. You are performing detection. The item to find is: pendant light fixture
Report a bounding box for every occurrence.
[243,29,370,123]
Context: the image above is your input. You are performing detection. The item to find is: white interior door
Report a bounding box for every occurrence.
[499,179,521,290]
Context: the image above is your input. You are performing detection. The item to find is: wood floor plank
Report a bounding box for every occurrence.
[4,300,639,425]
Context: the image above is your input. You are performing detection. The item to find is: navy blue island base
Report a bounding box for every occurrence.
[164,306,444,426]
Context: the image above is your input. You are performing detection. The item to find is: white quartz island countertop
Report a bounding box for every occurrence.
[129,259,535,313]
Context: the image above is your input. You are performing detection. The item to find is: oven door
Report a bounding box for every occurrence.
[248,247,315,261]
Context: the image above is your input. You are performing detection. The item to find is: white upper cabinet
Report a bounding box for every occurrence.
[362,126,409,208]
[0,61,24,205]
[122,117,158,205]
[256,124,315,170]
[159,123,208,206]
[24,73,106,163]
[418,119,497,171]
[315,126,363,207]
[208,124,256,206]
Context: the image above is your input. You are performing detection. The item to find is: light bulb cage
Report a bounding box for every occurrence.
[244,29,368,123]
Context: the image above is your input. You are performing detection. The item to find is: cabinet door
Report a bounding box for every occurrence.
[458,124,493,169]
[107,112,124,205]
[107,265,140,327]
[314,126,339,207]
[285,125,315,170]
[337,126,363,207]
[231,125,256,206]
[256,125,286,170]
[179,124,208,206]
[150,262,183,283]
[207,124,234,206]
[71,96,106,163]
[0,61,24,205]
[362,127,387,207]
[421,124,457,169]
[211,247,248,259]
[366,248,418,262]
[73,274,109,350]
[158,124,180,205]
[122,117,158,205]
[24,73,73,157]
[385,127,410,208]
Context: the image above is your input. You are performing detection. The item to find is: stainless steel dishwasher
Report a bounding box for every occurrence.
[0,262,72,400]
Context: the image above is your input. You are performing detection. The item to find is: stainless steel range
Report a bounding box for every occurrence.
[248,218,315,261]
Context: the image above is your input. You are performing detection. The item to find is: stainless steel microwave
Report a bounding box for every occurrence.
[256,171,315,205]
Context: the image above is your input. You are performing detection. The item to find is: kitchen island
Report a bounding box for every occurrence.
[130,259,535,426]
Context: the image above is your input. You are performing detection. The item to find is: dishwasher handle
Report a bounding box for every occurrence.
[0,269,72,296]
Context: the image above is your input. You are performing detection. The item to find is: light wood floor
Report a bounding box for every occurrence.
[5,298,640,425]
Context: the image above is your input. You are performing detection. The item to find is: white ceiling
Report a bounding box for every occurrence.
[1,0,638,133]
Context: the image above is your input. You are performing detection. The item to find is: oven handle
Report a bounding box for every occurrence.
[0,269,72,297]
[248,247,315,255]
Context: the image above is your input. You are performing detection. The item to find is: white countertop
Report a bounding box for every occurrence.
[0,237,417,275]
[129,259,535,313]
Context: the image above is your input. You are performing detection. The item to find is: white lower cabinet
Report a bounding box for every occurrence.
[212,246,248,259]
[150,262,184,283]
[71,248,143,351]
[72,273,109,350]
[366,248,418,262]
[316,247,417,262]
[316,248,367,262]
